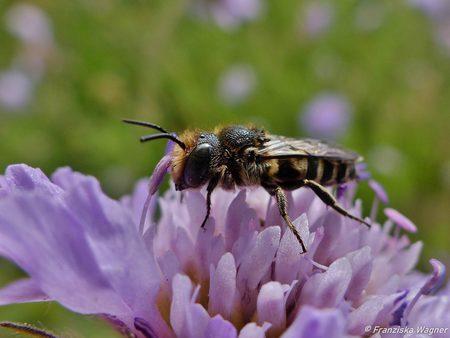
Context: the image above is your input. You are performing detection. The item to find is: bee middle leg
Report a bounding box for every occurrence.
[302,179,371,228]
[273,186,307,254]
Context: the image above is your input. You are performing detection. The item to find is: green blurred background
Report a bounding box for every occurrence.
[0,0,449,336]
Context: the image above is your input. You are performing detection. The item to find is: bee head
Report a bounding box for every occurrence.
[174,132,220,191]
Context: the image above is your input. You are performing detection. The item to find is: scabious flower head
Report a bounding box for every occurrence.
[0,162,448,338]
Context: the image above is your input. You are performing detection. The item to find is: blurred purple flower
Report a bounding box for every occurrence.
[0,163,448,337]
[190,0,262,29]
[408,0,450,19]
[408,0,450,54]
[299,92,352,139]
[4,3,53,47]
[217,64,257,105]
[1,4,56,112]
[300,2,334,39]
[0,70,33,110]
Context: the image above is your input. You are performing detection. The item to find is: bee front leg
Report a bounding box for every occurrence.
[273,186,307,254]
[200,174,220,229]
[302,179,371,228]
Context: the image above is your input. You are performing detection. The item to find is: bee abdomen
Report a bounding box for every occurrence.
[271,157,357,188]
[317,159,356,186]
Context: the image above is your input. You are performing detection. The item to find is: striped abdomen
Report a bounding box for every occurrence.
[273,157,357,189]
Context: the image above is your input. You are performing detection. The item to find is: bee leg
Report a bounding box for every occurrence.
[274,186,307,254]
[200,175,220,229]
[302,179,371,228]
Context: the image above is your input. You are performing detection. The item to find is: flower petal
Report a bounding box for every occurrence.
[347,297,383,335]
[204,315,237,338]
[275,214,310,284]
[257,281,287,336]
[0,193,130,316]
[4,164,63,197]
[209,252,237,318]
[300,257,352,308]
[281,306,346,338]
[238,323,270,338]
[185,303,210,338]
[170,274,194,337]
[0,279,48,305]
[344,246,373,302]
[237,226,281,290]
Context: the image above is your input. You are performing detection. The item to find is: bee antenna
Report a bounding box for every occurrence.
[123,118,187,150]
[141,133,186,150]
[122,119,170,134]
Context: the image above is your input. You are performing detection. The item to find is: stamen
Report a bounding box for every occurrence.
[368,179,389,221]
[384,208,417,233]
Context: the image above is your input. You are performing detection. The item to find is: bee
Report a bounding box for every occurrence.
[124,119,371,253]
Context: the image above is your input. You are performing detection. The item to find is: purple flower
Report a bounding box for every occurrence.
[0,70,33,110]
[4,4,53,46]
[0,163,448,337]
[299,2,334,39]
[408,0,450,54]
[217,64,257,105]
[189,0,262,29]
[299,92,352,139]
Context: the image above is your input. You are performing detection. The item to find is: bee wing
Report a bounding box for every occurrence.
[256,135,360,161]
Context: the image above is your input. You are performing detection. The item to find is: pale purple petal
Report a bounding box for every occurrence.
[237,226,281,290]
[281,306,346,338]
[391,241,423,276]
[0,193,131,317]
[204,315,237,338]
[0,279,48,305]
[170,274,194,337]
[344,246,373,302]
[347,297,384,335]
[238,323,270,338]
[257,281,287,335]
[0,164,170,335]
[275,214,310,283]
[5,164,63,197]
[209,253,237,317]
[185,303,210,338]
[300,257,352,308]
[63,178,163,320]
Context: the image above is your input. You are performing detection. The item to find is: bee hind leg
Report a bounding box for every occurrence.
[302,179,371,228]
[273,186,307,254]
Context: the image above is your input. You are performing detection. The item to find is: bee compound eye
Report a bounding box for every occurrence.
[184,143,212,188]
